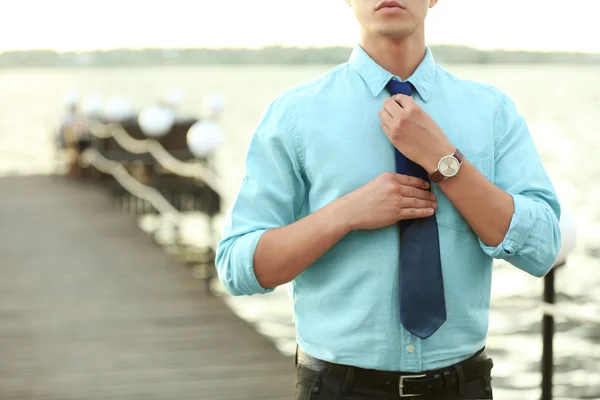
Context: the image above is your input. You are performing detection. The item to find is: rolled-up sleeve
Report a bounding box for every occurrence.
[215,97,305,295]
[478,91,561,277]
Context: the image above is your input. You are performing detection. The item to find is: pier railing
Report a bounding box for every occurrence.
[58,97,225,291]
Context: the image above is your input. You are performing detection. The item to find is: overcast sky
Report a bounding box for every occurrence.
[1,0,599,52]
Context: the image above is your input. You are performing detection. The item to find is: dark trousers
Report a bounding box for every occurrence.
[294,349,493,400]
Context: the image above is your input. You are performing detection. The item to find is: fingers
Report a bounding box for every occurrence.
[398,207,435,220]
[379,108,393,137]
[378,108,394,126]
[400,196,437,210]
[380,121,391,138]
[382,97,403,118]
[379,95,414,129]
[392,94,415,109]
[395,174,430,190]
[393,175,437,206]
[397,185,436,202]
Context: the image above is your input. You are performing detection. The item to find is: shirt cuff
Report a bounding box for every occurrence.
[233,229,275,295]
[479,193,535,258]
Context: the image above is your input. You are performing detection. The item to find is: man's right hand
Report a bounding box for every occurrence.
[338,172,437,231]
[251,172,437,289]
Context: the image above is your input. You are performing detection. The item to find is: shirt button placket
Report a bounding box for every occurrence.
[402,328,422,371]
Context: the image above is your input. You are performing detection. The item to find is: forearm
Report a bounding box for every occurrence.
[425,155,514,247]
[432,158,560,277]
[409,90,561,276]
[253,199,352,289]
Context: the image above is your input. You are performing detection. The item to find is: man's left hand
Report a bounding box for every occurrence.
[379,94,455,174]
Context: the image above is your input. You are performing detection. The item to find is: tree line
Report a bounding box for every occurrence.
[1,45,599,68]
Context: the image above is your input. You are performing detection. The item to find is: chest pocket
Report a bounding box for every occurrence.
[431,156,493,233]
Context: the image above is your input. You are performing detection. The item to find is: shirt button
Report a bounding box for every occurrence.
[407,345,415,353]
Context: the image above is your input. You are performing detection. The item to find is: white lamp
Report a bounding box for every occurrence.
[203,92,225,117]
[138,105,176,138]
[104,97,132,121]
[187,120,224,158]
[82,94,103,118]
[554,206,577,267]
[164,88,184,109]
[64,90,80,107]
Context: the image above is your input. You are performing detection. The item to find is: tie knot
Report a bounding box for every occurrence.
[386,79,413,96]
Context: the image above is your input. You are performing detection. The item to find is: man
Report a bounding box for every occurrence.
[215,0,561,398]
[57,103,86,177]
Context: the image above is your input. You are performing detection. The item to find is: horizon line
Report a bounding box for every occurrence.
[2,44,600,55]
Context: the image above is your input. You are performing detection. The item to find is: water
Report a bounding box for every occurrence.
[1,64,599,399]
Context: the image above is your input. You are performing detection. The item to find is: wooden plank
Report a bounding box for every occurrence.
[0,175,295,400]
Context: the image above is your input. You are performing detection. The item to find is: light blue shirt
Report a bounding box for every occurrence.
[215,44,561,372]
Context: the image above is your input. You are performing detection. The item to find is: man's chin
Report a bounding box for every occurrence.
[370,23,416,40]
[374,28,413,40]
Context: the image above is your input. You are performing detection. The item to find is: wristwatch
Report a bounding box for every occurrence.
[428,148,465,183]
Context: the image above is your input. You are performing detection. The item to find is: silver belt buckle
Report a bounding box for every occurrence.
[399,374,427,397]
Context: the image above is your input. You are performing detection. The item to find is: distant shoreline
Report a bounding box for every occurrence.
[2,45,599,68]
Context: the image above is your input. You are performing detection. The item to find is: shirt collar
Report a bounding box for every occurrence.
[348,44,436,102]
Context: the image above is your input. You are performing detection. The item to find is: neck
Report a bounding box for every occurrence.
[359,29,426,81]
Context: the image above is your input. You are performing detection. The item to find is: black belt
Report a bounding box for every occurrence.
[296,347,493,398]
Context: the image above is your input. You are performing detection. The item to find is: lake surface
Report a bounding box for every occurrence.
[1,64,599,399]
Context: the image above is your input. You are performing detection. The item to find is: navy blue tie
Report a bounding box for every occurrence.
[386,79,446,339]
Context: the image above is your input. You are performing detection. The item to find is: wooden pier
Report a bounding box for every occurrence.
[0,175,295,400]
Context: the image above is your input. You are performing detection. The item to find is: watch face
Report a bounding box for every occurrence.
[438,156,460,177]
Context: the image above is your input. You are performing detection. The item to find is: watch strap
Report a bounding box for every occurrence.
[454,148,465,163]
[429,169,445,183]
